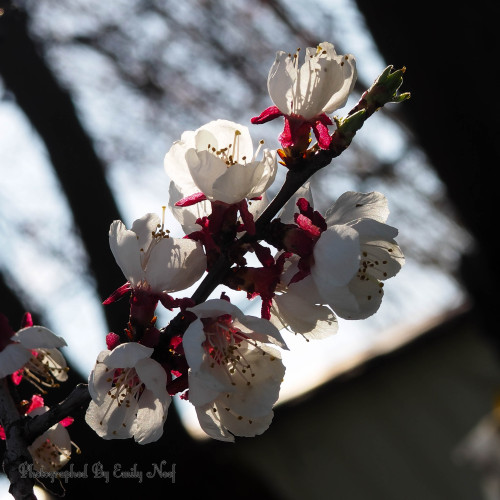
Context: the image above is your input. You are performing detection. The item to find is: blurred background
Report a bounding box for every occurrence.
[1,0,499,498]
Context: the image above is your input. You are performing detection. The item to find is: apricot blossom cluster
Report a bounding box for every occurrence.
[83,41,406,443]
[0,42,408,461]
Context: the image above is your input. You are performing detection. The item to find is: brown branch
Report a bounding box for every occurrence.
[24,384,91,443]
[0,378,36,500]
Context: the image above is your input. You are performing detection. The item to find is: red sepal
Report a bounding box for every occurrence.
[103,282,131,305]
[175,192,207,207]
[251,105,283,124]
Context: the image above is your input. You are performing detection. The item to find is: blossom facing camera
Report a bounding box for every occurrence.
[85,342,170,444]
[164,120,277,206]
[183,299,287,441]
[252,42,357,150]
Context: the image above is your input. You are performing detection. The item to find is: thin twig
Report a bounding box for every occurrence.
[24,384,91,443]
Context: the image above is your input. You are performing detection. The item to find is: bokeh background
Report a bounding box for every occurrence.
[1,0,498,498]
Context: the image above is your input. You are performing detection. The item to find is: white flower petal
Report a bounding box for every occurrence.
[85,399,136,440]
[188,299,285,348]
[187,149,226,199]
[359,238,405,281]
[211,155,276,205]
[192,353,245,403]
[193,128,217,152]
[196,120,254,160]
[221,344,285,419]
[109,220,144,286]
[195,403,235,442]
[325,191,390,226]
[130,213,161,252]
[14,326,67,349]
[320,45,357,114]
[267,51,296,114]
[185,300,286,424]
[271,282,338,340]
[0,344,31,377]
[135,357,168,398]
[164,138,200,195]
[296,52,338,118]
[168,120,269,204]
[182,318,208,372]
[146,237,206,292]
[39,348,68,382]
[267,43,357,119]
[105,343,153,369]
[188,369,229,407]
[351,218,399,240]
[213,401,274,438]
[232,315,287,349]
[336,277,384,320]
[324,284,361,319]
[168,181,210,234]
[131,389,170,444]
[86,343,169,445]
[311,224,360,297]
[88,352,113,404]
[110,212,206,294]
[28,423,72,472]
[187,298,242,319]
[249,150,278,196]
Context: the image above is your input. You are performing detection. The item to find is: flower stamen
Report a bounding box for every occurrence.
[21,350,69,394]
[99,367,144,427]
[202,318,269,388]
[140,208,171,269]
[253,139,265,161]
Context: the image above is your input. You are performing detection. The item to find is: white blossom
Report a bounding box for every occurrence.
[268,42,356,120]
[312,191,405,319]
[0,324,67,382]
[183,299,286,441]
[85,342,170,444]
[270,191,403,334]
[164,120,277,206]
[27,406,72,472]
[109,212,206,293]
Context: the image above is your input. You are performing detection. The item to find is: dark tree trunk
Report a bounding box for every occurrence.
[0,2,128,334]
